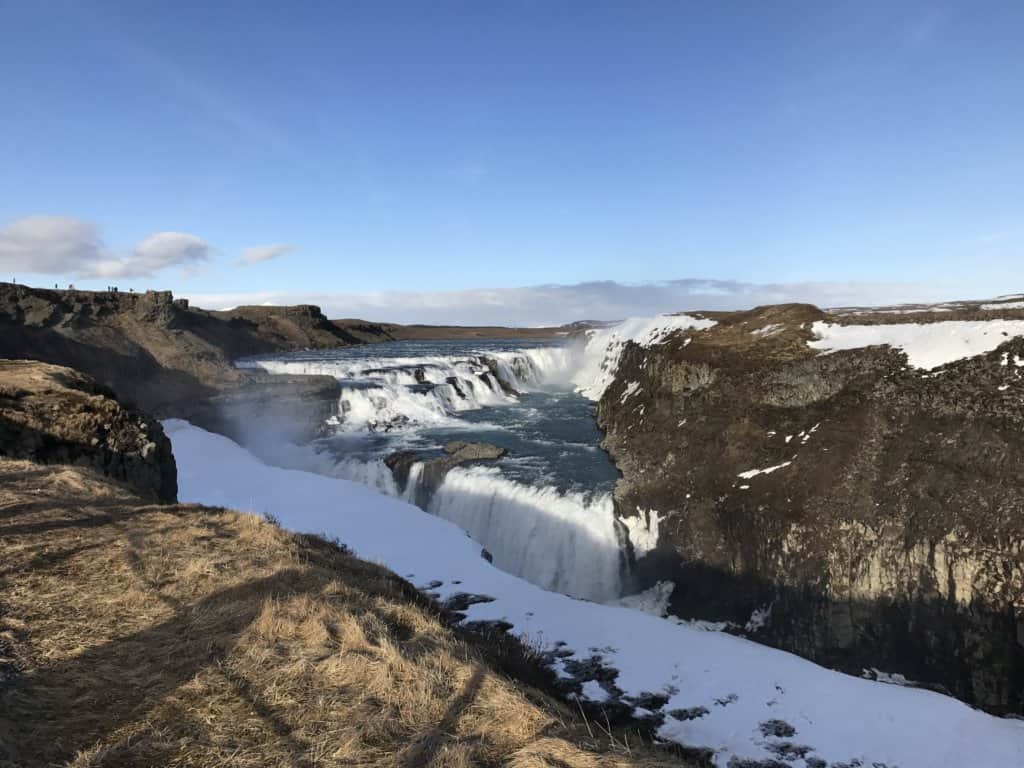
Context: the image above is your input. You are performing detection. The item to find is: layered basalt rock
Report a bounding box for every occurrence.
[0,359,177,501]
[598,303,1024,713]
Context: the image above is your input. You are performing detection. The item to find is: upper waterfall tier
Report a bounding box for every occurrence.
[238,344,575,431]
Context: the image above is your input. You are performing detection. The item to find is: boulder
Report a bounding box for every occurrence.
[386,441,508,507]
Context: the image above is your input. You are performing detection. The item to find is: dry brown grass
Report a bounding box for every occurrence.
[0,459,692,768]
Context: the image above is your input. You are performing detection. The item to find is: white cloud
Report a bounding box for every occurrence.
[186,278,956,327]
[0,216,209,279]
[90,232,210,278]
[0,216,106,275]
[238,243,294,265]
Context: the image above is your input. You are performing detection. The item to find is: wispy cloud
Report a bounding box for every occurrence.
[0,216,208,279]
[89,232,210,278]
[238,243,295,266]
[186,278,957,326]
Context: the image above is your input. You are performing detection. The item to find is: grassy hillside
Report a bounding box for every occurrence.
[0,458,691,768]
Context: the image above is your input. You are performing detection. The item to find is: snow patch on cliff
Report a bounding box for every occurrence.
[808,320,1024,370]
[738,461,793,480]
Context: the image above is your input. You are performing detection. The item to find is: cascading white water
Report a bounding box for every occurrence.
[240,348,574,431]
[418,465,623,602]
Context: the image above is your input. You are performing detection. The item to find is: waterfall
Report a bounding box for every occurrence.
[239,347,574,431]
[411,464,624,602]
[231,323,716,604]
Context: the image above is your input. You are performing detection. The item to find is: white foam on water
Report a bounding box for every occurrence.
[240,348,574,432]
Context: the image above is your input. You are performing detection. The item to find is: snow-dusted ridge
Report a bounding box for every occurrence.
[166,419,1024,768]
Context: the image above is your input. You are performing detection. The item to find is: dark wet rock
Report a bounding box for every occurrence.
[599,302,1024,713]
[481,356,519,396]
[0,360,176,501]
[765,742,812,760]
[446,375,467,399]
[462,619,515,634]
[385,441,508,507]
[443,441,508,461]
[668,706,710,721]
[759,719,796,738]
[726,759,790,768]
[480,548,493,563]
[623,691,670,711]
[442,593,496,613]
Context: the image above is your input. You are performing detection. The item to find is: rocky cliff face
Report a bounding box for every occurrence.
[598,303,1024,714]
[0,284,355,444]
[0,360,177,501]
[216,304,383,349]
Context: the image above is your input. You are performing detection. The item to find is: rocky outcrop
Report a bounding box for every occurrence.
[332,319,572,341]
[216,304,377,349]
[0,284,353,444]
[386,441,508,507]
[598,303,1024,713]
[0,360,177,501]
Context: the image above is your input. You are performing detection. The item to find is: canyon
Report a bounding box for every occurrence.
[4,284,1024,764]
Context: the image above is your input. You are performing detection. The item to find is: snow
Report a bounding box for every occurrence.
[579,679,610,702]
[745,605,772,633]
[571,314,716,400]
[864,668,916,687]
[808,320,1024,369]
[165,419,1024,768]
[621,509,660,556]
[738,461,793,480]
[751,323,783,336]
[613,581,674,618]
[982,302,1024,310]
[619,381,641,403]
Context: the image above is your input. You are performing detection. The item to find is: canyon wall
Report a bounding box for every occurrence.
[598,303,1024,713]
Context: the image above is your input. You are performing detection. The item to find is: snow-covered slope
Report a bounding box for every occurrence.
[165,419,1024,768]
[809,319,1024,369]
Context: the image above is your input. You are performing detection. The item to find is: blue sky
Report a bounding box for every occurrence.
[1,1,1022,323]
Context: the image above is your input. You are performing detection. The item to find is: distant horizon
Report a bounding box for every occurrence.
[5,275,1013,327]
[3,3,1022,322]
